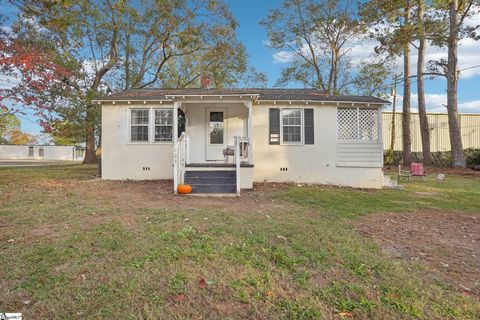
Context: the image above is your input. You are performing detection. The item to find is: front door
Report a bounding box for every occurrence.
[206,108,227,161]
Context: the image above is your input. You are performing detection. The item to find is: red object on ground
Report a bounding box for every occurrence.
[411,163,425,176]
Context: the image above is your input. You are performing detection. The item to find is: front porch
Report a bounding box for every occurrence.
[171,94,256,195]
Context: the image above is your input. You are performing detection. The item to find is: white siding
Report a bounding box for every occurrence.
[102,101,384,189]
[101,103,174,180]
[336,143,383,167]
[252,104,384,189]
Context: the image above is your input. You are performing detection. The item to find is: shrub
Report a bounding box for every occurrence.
[465,148,480,168]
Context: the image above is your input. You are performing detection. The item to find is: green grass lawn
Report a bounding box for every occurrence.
[0,165,479,319]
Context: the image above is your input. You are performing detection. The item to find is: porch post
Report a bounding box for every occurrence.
[245,100,253,164]
[173,101,179,194]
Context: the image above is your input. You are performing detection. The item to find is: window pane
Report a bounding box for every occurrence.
[337,108,357,140]
[155,125,173,142]
[210,124,224,144]
[209,111,224,144]
[210,112,223,122]
[359,109,379,141]
[282,109,301,126]
[283,126,301,142]
[281,109,302,143]
[131,109,149,125]
[131,125,149,141]
[155,109,173,125]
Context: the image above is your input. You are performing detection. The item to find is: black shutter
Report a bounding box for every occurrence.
[304,108,314,144]
[269,108,280,145]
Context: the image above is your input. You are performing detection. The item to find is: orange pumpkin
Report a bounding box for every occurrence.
[177,184,192,194]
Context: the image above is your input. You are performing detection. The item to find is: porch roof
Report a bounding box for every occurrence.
[94,88,389,105]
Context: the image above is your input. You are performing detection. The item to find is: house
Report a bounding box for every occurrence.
[0,145,85,161]
[95,86,388,194]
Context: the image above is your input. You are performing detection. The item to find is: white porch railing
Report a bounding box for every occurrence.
[234,136,250,196]
[173,132,187,194]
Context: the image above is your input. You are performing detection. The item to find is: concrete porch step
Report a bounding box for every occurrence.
[184,170,236,194]
[185,170,236,178]
[185,176,236,185]
[190,184,236,194]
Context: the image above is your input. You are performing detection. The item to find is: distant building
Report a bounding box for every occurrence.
[0,145,85,161]
[382,112,480,152]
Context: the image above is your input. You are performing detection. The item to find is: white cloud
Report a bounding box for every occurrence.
[273,51,296,63]
[271,13,480,78]
[388,93,480,113]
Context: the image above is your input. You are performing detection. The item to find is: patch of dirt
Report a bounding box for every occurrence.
[310,267,352,288]
[354,212,480,297]
[0,179,295,241]
[75,179,294,214]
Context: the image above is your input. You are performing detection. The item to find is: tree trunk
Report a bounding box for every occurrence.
[83,104,97,164]
[446,0,466,168]
[388,76,398,164]
[417,1,432,165]
[402,29,412,165]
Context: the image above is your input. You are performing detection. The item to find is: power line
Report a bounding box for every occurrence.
[389,64,480,87]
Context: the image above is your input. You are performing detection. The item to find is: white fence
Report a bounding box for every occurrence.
[382,112,480,152]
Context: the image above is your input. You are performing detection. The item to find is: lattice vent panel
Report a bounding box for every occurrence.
[359,109,379,141]
[337,108,358,140]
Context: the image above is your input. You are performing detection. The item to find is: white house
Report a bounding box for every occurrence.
[95,88,387,194]
[0,145,85,161]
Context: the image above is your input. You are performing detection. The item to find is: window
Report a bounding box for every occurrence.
[28,146,34,157]
[38,147,44,157]
[337,107,379,142]
[281,109,302,143]
[130,109,149,142]
[154,109,173,142]
[209,111,224,144]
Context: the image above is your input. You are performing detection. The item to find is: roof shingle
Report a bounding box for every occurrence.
[95,88,389,104]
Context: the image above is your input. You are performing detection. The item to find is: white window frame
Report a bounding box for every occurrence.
[153,108,174,144]
[128,108,151,143]
[280,107,304,145]
[336,107,380,143]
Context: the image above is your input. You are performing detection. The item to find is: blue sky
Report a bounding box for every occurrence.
[3,0,480,135]
[228,0,480,115]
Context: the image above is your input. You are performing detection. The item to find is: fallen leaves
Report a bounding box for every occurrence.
[338,311,353,317]
[198,278,207,289]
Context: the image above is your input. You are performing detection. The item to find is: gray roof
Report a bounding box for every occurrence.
[96,88,389,104]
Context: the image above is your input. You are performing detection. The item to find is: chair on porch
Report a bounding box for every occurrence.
[223,146,234,164]
[223,139,249,164]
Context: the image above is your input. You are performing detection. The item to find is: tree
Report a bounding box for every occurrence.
[362,0,415,165]
[353,61,393,98]
[0,22,70,129]
[12,0,250,164]
[415,0,431,165]
[444,0,478,167]
[261,0,362,94]
[0,114,21,143]
[402,1,413,166]
[412,0,449,165]
[423,1,479,167]
[6,128,37,144]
